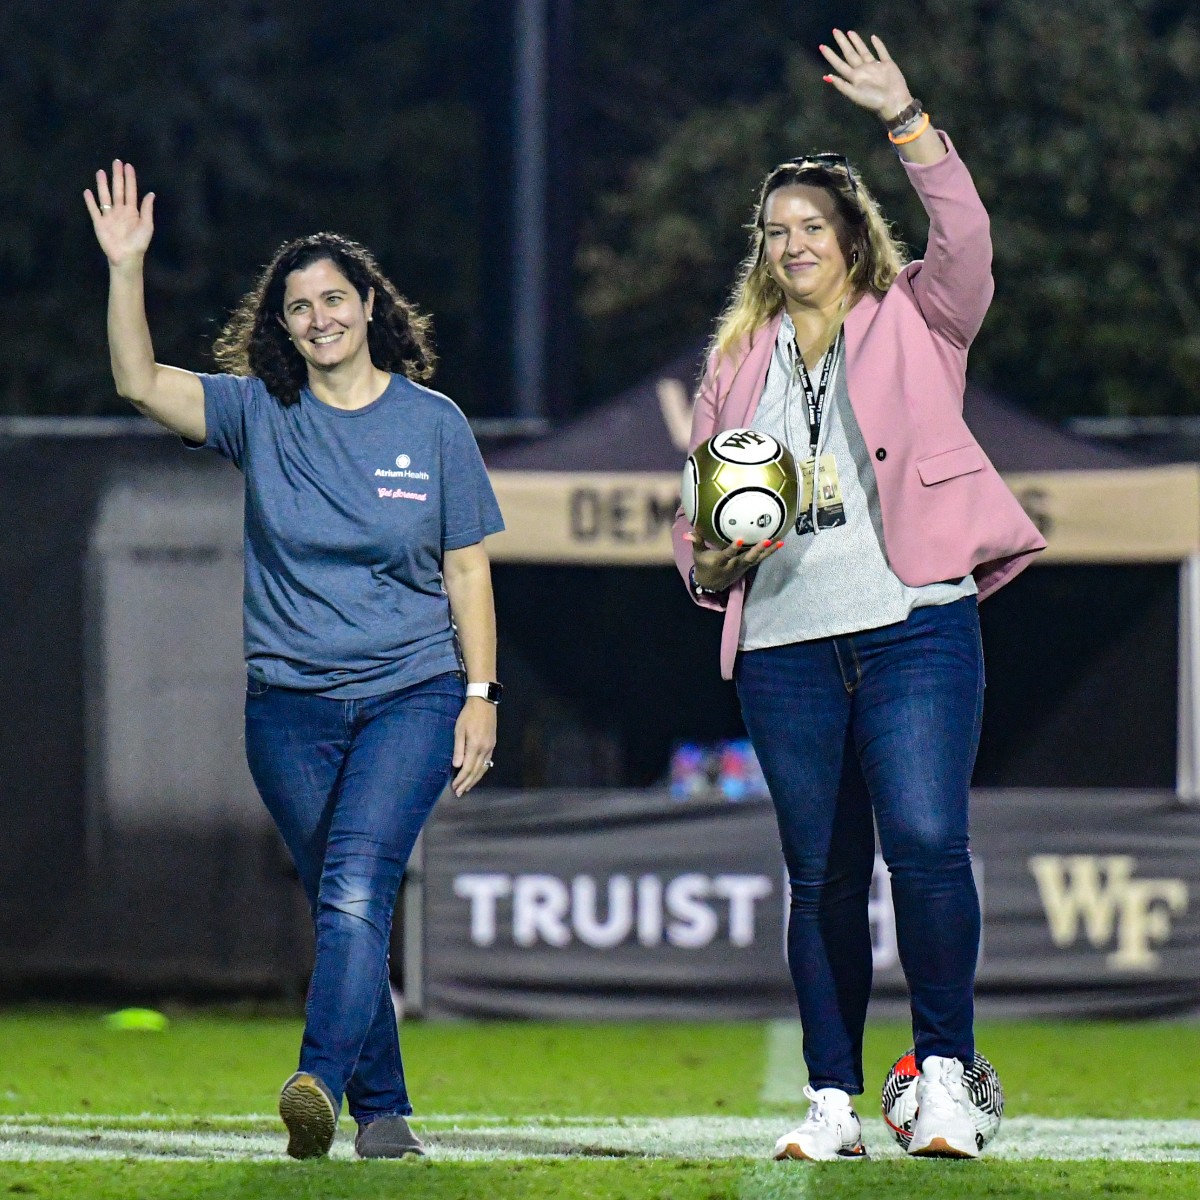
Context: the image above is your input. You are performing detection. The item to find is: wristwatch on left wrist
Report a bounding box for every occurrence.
[689,566,723,599]
[466,681,503,704]
[884,97,923,132]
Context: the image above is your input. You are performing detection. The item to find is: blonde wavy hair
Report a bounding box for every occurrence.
[710,157,908,365]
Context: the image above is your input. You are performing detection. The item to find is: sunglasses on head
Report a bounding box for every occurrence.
[786,153,858,195]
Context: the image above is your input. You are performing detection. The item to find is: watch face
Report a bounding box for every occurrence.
[487,682,504,703]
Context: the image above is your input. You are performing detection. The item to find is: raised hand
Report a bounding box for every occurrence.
[819,30,914,124]
[84,160,155,268]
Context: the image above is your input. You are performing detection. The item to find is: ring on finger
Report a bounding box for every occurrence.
[484,758,494,769]
[100,204,112,212]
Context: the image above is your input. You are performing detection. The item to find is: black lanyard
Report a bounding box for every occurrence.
[794,329,842,456]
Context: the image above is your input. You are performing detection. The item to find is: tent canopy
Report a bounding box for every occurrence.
[483,347,1200,567]
[488,345,1139,474]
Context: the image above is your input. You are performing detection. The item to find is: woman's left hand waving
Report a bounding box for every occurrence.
[818,29,914,124]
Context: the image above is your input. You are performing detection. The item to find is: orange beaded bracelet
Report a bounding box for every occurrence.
[888,112,930,146]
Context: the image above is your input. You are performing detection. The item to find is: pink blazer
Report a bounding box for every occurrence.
[672,135,1046,680]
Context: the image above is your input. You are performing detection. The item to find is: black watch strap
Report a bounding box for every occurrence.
[689,567,722,598]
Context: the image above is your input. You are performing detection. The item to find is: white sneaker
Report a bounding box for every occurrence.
[773,1085,867,1161]
[908,1055,980,1158]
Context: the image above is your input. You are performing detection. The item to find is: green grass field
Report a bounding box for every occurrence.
[2,1009,1199,1198]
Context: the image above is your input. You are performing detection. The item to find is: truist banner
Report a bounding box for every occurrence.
[416,789,1200,1019]
[418,790,793,1018]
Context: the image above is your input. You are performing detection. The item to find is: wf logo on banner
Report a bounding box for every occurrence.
[1028,855,1189,970]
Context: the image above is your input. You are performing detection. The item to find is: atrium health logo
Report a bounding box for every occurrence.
[374,456,429,483]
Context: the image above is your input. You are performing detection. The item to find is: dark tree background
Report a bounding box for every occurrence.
[2,0,1198,420]
[578,0,1200,419]
[1,0,485,414]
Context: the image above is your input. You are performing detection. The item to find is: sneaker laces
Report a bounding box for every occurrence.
[802,1084,852,1126]
[919,1056,967,1121]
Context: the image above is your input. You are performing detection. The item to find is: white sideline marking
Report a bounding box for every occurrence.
[1,1115,1200,1163]
[759,1020,807,1106]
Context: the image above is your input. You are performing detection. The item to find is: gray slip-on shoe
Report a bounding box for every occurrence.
[355,1114,426,1159]
[279,1071,338,1159]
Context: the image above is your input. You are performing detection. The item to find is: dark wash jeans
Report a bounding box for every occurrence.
[245,671,462,1123]
[735,597,984,1095]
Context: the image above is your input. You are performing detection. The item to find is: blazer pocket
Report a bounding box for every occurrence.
[916,443,985,486]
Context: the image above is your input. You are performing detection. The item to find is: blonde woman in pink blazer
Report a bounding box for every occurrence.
[674,31,1044,1162]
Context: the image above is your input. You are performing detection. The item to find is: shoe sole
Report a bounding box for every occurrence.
[356,1142,426,1159]
[909,1136,979,1159]
[356,1123,426,1160]
[279,1074,338,1160]
[773,1143,867,1162]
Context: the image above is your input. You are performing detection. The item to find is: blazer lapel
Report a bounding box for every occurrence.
[720,313,783,430]
[717,293,878,433]
[842,291,879,411]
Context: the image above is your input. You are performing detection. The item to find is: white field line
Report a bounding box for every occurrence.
[759,1020,807,1106]
[755,1022,812,1200]
[1,1115,1200,1163]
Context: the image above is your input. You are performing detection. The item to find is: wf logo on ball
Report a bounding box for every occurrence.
[682,427,798,547]
[715,430,770,455]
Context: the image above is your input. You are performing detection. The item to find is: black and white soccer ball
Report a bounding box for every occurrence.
[881,1049,1005,1151]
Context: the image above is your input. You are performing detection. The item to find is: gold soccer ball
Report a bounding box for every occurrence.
[681,428,799,548]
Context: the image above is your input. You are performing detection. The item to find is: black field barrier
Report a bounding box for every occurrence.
[416,788,1200,1020]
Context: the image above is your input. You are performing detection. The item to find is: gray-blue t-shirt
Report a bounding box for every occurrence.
[197,372,505,698]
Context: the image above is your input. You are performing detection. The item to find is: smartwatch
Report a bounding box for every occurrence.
[466,681,503,704]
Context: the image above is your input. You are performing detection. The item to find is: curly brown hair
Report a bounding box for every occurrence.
[212,232,436,405]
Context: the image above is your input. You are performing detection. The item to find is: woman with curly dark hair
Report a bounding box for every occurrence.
[85,162,505,1161]
[211,230,438,403]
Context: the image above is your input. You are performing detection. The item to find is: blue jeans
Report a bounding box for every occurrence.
[244,671,462,1123]
[735,597,984,1095]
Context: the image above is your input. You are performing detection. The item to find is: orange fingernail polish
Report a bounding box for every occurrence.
[762,539,772,547]
[736,539,744,547]
[775,541,784,548]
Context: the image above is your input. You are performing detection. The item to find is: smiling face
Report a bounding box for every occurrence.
[761,184,853,312]
[279,258,374,373]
